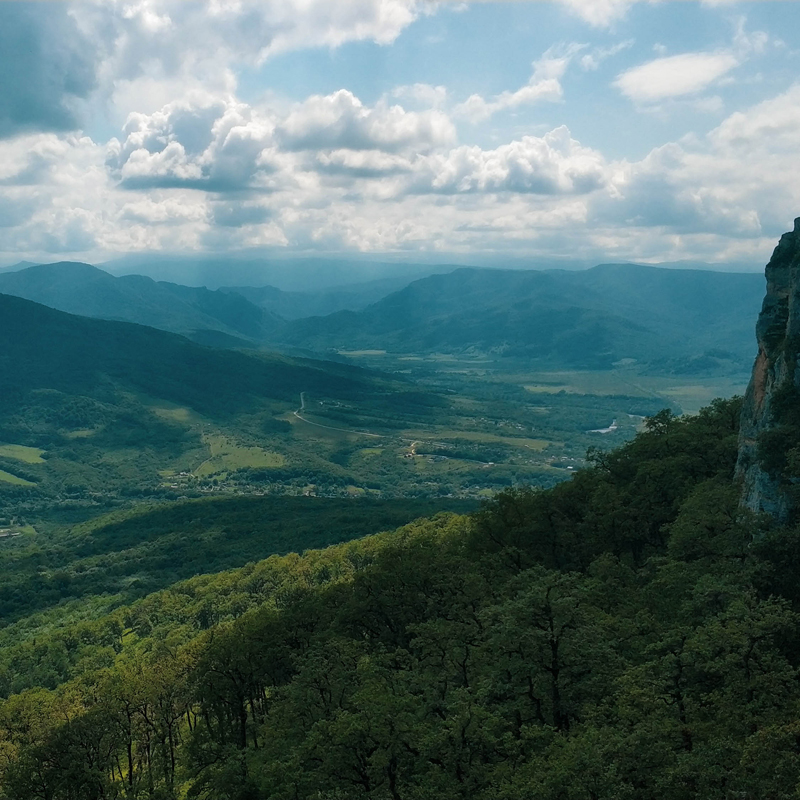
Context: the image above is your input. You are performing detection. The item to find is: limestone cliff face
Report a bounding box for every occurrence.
[737,218,800,521]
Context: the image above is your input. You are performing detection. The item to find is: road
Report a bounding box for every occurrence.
[294,393,383,438]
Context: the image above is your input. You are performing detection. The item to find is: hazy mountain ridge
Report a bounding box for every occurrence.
[219,275,422,319]
[282,264,765,369]
[101,254,453,291]
[0,259,765,370]
[0,262,284,346]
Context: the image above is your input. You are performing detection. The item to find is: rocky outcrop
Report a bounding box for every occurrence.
[737,218,800,521]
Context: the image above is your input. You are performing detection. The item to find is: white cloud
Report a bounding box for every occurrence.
[120,196,207,225]
[416,126,608,195]
[580,39,634,71]
[454,44,582,123]
[76,0,422,75]
[278,90,455,152]
[614,51,739,102]
[710,83,800,149]
[613,20,770,106]
[53,0,425,133]
[315,149,413,178]
[391,83,448,109]
[733,17,769,56]
[592,84,800,246]
[106,96,283,191]
[558,0,635,28]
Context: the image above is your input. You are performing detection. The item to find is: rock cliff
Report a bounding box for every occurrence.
[737,217,800,521]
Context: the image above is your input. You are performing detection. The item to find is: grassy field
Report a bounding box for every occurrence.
[413,430,554,450]
[0,445,45,463]
[194,434,285,477]
[516,370,749,414]
[0,470,36,487]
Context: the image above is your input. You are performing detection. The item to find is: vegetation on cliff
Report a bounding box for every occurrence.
[739,217,800,521]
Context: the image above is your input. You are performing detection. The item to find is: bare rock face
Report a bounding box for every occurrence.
[737,218,800,521]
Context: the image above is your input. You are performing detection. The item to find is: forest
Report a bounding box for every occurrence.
[2,394,799,799]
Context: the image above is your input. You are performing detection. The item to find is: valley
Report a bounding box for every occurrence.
[0,256,779,800]
[2,1,798,794]
[0,262,753,657]
[0,262,755,533]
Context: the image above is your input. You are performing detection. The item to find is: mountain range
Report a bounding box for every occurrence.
[0,262,282,347]
[281,264,765,369]
[0,292,376,418]
[0,259,765,370]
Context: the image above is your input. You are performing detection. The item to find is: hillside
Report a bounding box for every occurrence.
[0,494,475,627]
[282,264,764,370]
[0,293,403,511]
[5,395,800,799]
[0,262,282,345]
[0,292,372,413]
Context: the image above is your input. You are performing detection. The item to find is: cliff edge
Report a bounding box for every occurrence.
[737,217,800,521]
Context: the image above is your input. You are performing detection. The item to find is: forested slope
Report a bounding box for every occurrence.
[282,265,763,369]
[0,262,282,345]
[3,395,799,799]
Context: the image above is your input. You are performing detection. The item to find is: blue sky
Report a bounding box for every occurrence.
[0,0,799,271]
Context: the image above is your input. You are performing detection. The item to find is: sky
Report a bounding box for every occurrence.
[0,0,799,271]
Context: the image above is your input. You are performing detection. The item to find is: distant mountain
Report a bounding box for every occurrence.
[101,255,452,291]
[0,260,765,371]
[219,275,420,320]
[1,293,377,410]
[281,264,765,370]
[0,262,283,346]
[0,260,37,273]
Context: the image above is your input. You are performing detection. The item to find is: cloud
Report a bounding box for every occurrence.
[710,82,800,149]
[0,195,37,229]
[73,0,422,89]
[314,149,413,178]
[120,197,207,225]
[593,143,762,237]
[278,90,455,152]
[107,90,457,193]
[0,134,113,256]
[106,97,282,192]
[0,5,98,138]
[454,44,582,123]
[558,0,635,28]
[416,126,608,195]
[592,84,800,243]
[3,55,800,269]
[391,84,448,110]
[211,201,273,228]
[613,18,772,106]
[580,40,634,71]
[0,0,426,141]
[614,51,739,102]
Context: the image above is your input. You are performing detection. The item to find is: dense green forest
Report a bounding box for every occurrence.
[3,395,799,799]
